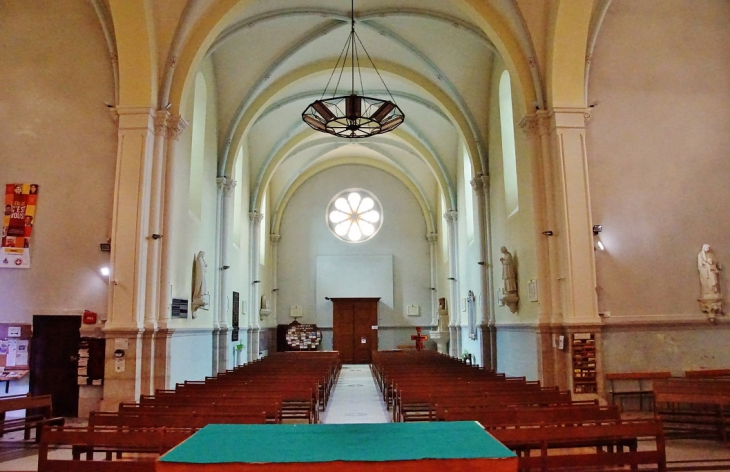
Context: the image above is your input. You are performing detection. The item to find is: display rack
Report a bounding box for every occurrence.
[572,333,597,394]
[285,321,322,351]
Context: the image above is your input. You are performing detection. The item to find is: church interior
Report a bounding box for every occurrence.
[0,0,729,469]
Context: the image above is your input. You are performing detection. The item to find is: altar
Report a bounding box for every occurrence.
[157,422,516,471]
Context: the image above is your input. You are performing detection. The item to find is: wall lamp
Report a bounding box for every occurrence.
[542,231,553,236]
[447,277,456,281]
[221,266,230,271]
[593,225,603,235]
[151,234,163,240]
[253,280,261,284]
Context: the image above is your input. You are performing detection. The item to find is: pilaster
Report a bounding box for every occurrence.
[443,210,460,357]
[426,233,439,327]
[248,211,264,360]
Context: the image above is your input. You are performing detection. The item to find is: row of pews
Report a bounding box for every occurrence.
[39,352,341,472]
[372,350,667,471]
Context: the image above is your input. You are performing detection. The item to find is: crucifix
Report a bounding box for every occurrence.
[411,326,428,351]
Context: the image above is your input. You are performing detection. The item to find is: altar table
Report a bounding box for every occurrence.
[157,421,517,471]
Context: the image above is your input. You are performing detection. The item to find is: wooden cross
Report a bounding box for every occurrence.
[411,327,428,351]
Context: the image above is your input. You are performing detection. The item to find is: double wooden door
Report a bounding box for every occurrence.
[331,298,378,364]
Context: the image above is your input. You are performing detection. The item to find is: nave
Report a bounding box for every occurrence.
[2,352,730,471]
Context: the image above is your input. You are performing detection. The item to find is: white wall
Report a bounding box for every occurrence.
[277,165,431,350]
[0,1,116,321]
[169,331,214,386]
[588,0,730,318]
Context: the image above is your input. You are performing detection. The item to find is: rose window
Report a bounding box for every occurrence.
[326,189,382,243]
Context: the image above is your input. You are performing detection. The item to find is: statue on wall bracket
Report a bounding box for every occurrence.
[698,244,722,321]
[191,251,210,317]
[500,246,519,313]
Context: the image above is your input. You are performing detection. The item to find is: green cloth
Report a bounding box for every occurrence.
[160,422,515,464]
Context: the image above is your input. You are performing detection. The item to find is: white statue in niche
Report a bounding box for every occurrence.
[697,244,722,319]
[191,251,209,316]
[500,246,519,313]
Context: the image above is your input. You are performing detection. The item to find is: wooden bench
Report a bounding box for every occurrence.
[39,426,194,472]
[685,368,730,378]
[491,419,666,471]
[605,371,671,411]
[438,404,621,425]
[653,378,730,441]
[0,394,65,442]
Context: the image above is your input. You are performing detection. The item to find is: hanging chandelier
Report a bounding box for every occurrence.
[302,0,405,138]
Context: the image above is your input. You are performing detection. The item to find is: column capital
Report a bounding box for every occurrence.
[217,177,236,196]
[470,176,484,193]
[249,211,264,224]
[425,233,438,244]
[154,110,170,136]
[518,115,539,136]
[548,107,592,128]
[443,210,458,223]
[166,115,188,140]
[270,233,281,244]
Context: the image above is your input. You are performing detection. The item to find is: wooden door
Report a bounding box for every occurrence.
[30,315,81,417]
[332,298,378,364]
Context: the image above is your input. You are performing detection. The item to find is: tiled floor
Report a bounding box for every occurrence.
[2,367,730,470]
[320,364,390,424]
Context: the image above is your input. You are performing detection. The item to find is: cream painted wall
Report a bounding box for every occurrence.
[276,165,431,350]
[488,60,540,379]
[587,0,730,318]
[166,58,219,376]
[457,143,483,363]
[0,1,116,320]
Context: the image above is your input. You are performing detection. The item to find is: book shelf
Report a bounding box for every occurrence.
[572,333,597,394]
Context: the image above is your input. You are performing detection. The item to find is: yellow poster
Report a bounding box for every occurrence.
[2,183,39,269]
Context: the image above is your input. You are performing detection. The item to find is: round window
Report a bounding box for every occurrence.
[326,189,383,243]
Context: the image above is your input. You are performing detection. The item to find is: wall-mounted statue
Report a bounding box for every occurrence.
[697,244,722,319]
[500,246,519,313]
[191,251,209,316]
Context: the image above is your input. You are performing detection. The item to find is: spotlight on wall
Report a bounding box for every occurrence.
[542,231,553,236]
[100,243,111,252]
[100,267,110,277]
[221,265,230,271]
[593,225,603,235]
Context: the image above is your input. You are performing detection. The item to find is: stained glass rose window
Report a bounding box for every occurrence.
[326,189,382,243]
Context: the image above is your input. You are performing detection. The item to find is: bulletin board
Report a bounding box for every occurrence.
[0,323,31,370]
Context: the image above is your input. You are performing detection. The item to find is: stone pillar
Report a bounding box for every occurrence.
[218,178,235,372]
[270,233,281,336]
[248,211,264,361]
[443,210,460,357]
[154,115,186,391]
[472,175,496,370]
[426,233,439,327]
[102,107,156,410]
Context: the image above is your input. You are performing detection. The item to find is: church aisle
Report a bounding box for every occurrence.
[320,364,390,424]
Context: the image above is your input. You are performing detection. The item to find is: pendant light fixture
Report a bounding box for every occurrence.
[302,0,405,138]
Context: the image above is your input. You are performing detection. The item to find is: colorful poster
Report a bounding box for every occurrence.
[2,183,39,269]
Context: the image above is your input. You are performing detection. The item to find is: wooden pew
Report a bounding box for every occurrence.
[38,426,194,472]
[0,394,65,442]
[685,369,730,379]
[605,371,671,411]
[491,419,666,471]
[653,378,730,441]
[438,404,621,425]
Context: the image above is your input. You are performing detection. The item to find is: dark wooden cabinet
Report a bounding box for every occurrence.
[331,298,379,364]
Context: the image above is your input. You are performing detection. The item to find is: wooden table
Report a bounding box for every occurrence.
[157,422,517,471]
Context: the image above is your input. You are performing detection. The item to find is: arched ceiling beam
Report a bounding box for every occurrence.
[272,157,435,235]
[90,0,120,105]
[208,7,497,57]
[270,144,437,233]
[169,0,538,131]
[222,60,481,188]
[250,125,455,214]
[107,0,157,107]
[212,11,487,176]
[545,1,593,108]
[254,90,452,125]
[585,0,613,103]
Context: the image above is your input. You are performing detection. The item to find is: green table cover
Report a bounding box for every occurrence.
[160,421,515,464]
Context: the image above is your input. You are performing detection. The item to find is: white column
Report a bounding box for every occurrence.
[426,233,438,327]
[153,114,187,391]
[548,108,600,324]
[102,106,156,410]
[270,233,281,328]
[218,178,236,371]
[472,175,496,369]
[248,211,264,360]
[443,210,460,357]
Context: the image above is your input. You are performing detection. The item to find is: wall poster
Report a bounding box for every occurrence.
[2,183,39,269]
